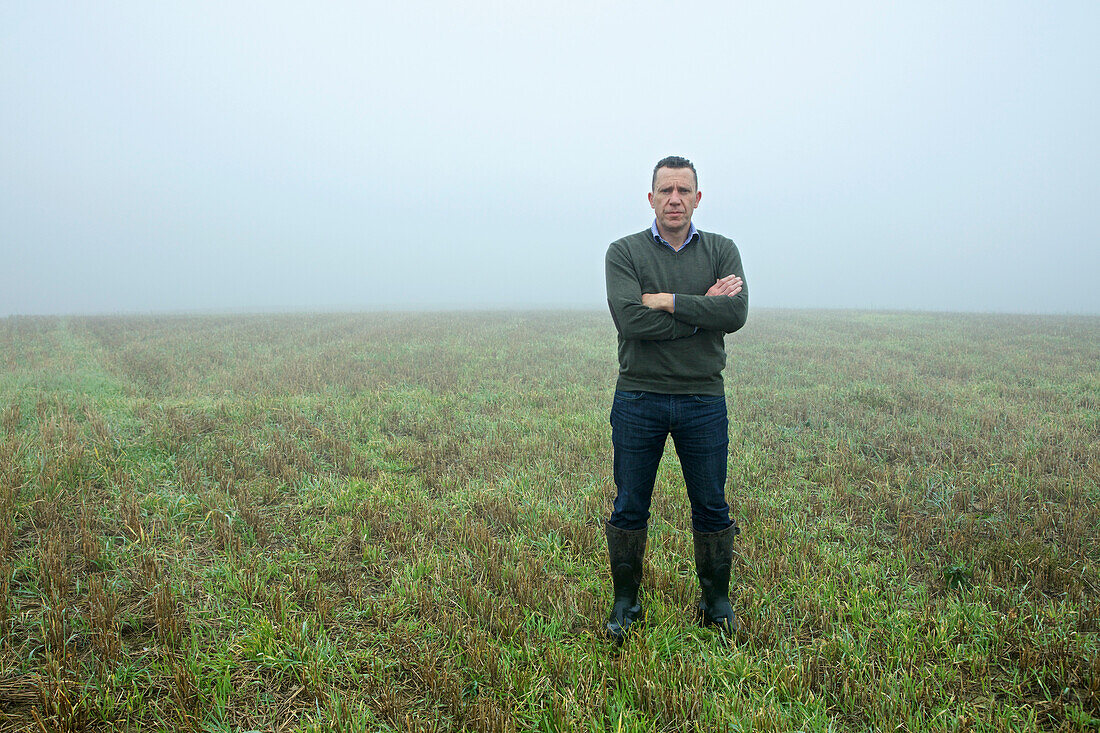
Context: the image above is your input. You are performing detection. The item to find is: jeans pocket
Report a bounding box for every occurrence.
[615,390,646,401]
[691,394,725,404]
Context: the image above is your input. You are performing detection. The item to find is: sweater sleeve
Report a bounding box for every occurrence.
[606,242,698,341]
[670,238,749,334]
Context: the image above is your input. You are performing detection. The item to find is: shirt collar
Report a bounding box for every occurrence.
[651,219,698,251]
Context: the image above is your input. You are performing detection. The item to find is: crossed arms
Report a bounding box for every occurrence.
[640,274,742,312]
[605,240,748,341]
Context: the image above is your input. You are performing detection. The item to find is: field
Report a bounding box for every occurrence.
[0,309,1098,732]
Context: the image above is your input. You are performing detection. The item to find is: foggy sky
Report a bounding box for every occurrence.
[3,1,1098,316]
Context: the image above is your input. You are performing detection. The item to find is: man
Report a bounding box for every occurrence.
[603,155,747,641]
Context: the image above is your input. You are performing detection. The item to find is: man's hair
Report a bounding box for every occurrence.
[652,156,698,191]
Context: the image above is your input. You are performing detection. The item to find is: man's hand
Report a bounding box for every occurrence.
[706,274,742,297]
[641,293,675,312]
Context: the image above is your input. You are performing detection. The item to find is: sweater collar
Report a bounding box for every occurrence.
[651,219,698,251]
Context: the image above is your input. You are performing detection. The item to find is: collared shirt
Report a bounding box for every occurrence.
[650,219,700,320]
[651,219,699,251]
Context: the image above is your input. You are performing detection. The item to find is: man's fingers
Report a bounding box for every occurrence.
[704,276,743,297]
[706,281,743,297]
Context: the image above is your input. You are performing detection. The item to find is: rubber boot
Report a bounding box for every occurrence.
[693,523,739,633]
[605,522,647,642]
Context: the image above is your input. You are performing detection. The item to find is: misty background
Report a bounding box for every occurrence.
[2,1,1098,317]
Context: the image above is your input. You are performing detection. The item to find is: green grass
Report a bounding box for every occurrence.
[0,309,1098,731]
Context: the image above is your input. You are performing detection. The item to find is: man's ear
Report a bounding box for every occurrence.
[648,192,655,207]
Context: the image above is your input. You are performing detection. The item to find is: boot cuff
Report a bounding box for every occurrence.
[605,520,647,539]
[693,522,739,539]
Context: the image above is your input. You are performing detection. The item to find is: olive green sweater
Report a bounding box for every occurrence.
[605,228,748,395]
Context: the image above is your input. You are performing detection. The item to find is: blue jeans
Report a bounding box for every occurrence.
[609,390,733,533]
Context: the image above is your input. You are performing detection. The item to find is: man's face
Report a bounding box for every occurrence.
[649,167,701,234]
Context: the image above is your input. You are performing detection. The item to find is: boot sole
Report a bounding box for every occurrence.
[606,611,644,643]
[697,604,738,634]
[703,617,737,634]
